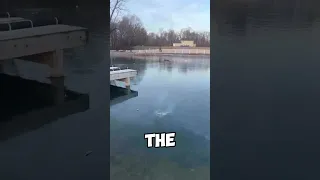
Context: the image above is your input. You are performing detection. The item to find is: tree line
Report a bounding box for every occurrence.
[110,15,210,50]
[110,0,210,50]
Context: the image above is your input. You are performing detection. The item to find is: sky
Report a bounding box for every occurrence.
[124,0,210,33]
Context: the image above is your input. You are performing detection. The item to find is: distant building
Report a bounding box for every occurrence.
[173,40,196,47]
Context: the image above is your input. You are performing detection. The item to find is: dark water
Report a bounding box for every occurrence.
[110,56,210,179]
[0,75,89,141]
[212,2,320,180]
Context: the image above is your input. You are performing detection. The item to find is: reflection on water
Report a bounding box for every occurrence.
[0,74,89,141]
[212,1,320,179]
[110,85,138,106]
[110,56,210,179]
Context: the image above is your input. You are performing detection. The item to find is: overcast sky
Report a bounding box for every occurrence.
[124,0,210,33]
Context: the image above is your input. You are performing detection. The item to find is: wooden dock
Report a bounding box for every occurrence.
[0,15,88,77]
[110,67,137,89]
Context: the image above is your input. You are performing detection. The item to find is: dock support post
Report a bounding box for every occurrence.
[49,49,64,78]
[121,77,131,94]
[124,77,131,89]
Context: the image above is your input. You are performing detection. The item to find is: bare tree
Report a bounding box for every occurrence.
[110,13,210,49]
[110,0,127,34]
[110,15,148,50]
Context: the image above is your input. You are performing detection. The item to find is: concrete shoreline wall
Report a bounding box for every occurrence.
[134,49,210,55]
[132,46,210,50]
[111,49,210,56]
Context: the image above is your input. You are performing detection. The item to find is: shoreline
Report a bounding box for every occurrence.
[110,51,210,59]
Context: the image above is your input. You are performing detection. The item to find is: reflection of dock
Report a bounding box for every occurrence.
[0,14,88,77]
[110,67,137,90]
[110,85,138,106]
[0,74,89,141]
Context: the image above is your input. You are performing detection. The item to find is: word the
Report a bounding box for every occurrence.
[144,132,176,148]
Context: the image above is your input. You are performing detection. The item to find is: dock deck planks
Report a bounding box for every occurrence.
[0,25,87,41]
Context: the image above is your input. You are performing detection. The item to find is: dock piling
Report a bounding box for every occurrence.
[123,77,131,88]
[49,49,64,77]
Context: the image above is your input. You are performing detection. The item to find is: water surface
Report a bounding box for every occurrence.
[110,56,210,179]
[212,2,320,179]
